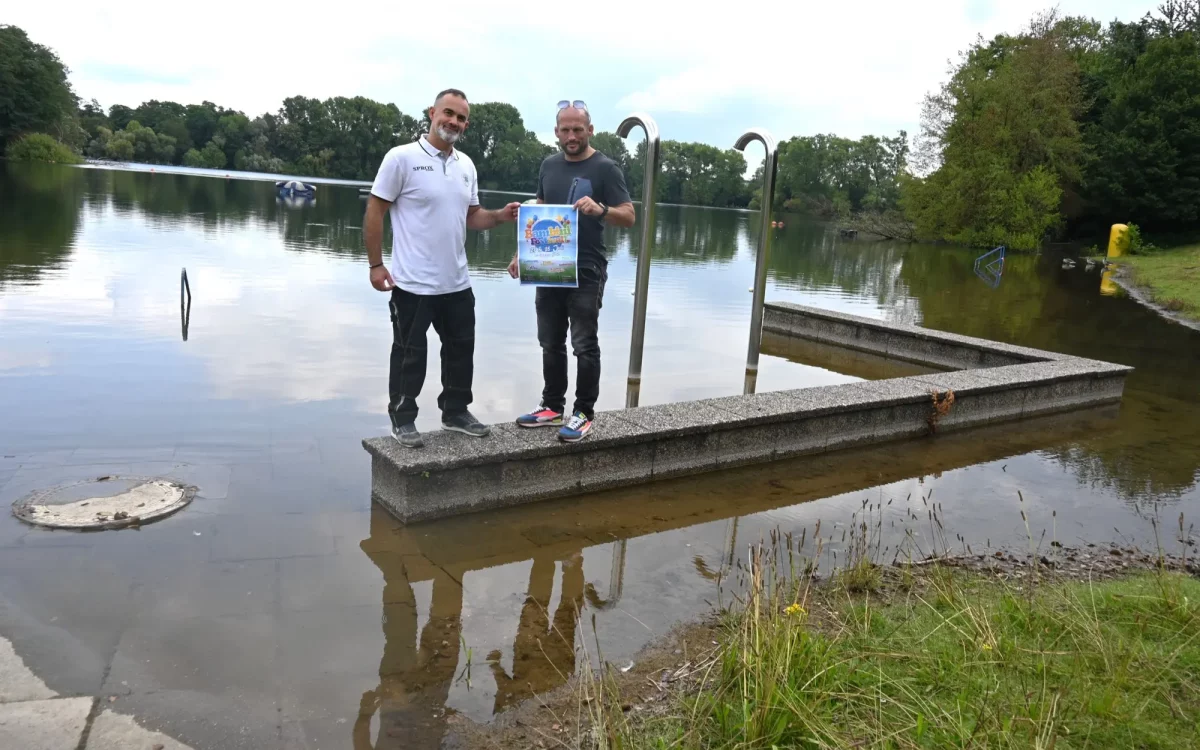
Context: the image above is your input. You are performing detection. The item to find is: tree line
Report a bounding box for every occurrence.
[8,3,1200,249]
[0,23,908,214]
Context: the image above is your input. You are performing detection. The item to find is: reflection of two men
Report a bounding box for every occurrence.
[353,543,589,748]
[487,552,585,714]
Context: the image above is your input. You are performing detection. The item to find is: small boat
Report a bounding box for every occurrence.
[276,180,316,197]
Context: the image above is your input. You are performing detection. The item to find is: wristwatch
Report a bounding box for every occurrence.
[599,202,608,219]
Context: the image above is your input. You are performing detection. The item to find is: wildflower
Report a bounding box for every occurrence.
[784,603,806,617]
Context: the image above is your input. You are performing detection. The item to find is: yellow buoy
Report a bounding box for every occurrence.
[1107,224,1130,258]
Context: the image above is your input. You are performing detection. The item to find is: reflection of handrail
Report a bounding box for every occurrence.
[973,245,1006,289]
[617,113,661,408]
[180,268,192,341]
[733,129,780,395]
[584,539,627,610]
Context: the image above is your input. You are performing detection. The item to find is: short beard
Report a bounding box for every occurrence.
[436,126,460,145]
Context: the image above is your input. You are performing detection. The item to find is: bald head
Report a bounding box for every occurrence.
[555,106,594,158]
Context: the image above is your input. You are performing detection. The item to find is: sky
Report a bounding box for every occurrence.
[8,0,1157,162]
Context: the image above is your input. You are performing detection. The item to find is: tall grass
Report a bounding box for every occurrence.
[601,505,1200,750]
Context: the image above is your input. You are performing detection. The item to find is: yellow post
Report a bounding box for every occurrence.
[1107,224,1130,258]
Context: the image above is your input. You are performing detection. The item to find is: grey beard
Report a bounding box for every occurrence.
[436,126,460,145]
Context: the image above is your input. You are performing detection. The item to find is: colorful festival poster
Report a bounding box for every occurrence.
[517,204,578,288]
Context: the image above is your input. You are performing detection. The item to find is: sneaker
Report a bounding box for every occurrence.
[558,411,592,443]
[442,410,492,437]
[392,421,423,449]
[516,405,564,428]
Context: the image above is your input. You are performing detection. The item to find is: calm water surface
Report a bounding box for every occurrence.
[1,162,1198,748]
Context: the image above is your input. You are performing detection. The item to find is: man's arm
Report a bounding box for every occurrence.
[466,203,520,230]
[364,195,395,291]
[365,148,403,292]
[574,196,635,227]
[364,195,389,267]
[601,201,636,228]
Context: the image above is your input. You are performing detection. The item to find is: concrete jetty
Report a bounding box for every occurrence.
[364,302,1132,524]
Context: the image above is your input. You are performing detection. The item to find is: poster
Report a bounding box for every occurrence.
[517,204,578,288]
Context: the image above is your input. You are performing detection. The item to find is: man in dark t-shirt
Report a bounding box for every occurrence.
[507,100,635,442]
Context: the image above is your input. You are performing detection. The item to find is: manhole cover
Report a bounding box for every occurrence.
[12,476,196,530]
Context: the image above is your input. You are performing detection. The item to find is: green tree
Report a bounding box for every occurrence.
[630,140,750,207]
[5,132,82,163]
[904,11,1087,249]
[131,99,191,155]
[0,25,79,151]
[1082,17,1200,232]
[184,101,235,152]
[103,130,134,161]
[770,133,908,216]
[108,104,135,131]
[86,126,111,159]
[184,138,227,169]
[100,120,175,164]
[590,131,632,187]
[78,99,109,141]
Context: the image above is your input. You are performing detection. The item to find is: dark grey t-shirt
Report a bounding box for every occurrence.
[536,150,631,272]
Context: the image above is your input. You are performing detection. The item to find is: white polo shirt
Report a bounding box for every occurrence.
[370,135,480,295]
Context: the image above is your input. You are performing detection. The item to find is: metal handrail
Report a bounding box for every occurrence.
[733,129,780,395]
[617,113,661,408]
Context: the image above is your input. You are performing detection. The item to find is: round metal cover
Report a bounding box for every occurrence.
[12,476,196,530]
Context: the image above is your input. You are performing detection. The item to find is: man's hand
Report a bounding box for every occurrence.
[500,202,521,222]
[574,196,604,217]
[370,264,395,292]
[507,254,519,279]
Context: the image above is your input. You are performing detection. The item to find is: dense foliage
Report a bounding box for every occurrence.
[5,132,82,163]
[0,25,83,151]
[907,2,1200,248]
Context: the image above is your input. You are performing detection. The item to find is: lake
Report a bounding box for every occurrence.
[1,161,1198,748]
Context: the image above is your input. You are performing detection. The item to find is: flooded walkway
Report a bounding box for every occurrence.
[2,163,1199,748]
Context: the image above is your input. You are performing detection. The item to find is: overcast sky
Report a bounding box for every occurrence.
[9,0,1156,158]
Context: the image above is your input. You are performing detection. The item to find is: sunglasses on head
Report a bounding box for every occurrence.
[557,100,588,112]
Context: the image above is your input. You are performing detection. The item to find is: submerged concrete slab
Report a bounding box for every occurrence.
[0,696,92,750]
[366,302,1133,524]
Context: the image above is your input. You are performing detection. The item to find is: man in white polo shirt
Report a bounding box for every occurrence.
[364,88,520,448]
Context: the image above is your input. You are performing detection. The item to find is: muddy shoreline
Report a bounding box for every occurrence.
[1114,265,1200,332]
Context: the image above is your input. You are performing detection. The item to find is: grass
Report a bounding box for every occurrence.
[584,545,1200,749]
[519,264,578,284]
[1123,245,1200,321]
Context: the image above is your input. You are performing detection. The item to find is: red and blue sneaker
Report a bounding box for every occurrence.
[516,405,564,428]
[558,411,592,442]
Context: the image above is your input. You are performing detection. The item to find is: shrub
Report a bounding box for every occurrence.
[5,133,82,164]
[1127,222,1160,255]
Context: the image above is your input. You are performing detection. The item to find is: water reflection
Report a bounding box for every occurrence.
[1,161,1198,501]
[0,163,85,288]
[340,401,1129,748]
[1,162,1199,748]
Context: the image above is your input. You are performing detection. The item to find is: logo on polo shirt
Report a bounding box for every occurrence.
[413,165,435,172]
